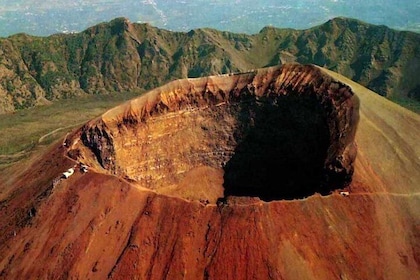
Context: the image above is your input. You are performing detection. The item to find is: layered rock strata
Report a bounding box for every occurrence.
[2,64,420,280]
[68,64,359,202]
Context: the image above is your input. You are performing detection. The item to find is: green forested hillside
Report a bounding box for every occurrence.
[0,17,419,113]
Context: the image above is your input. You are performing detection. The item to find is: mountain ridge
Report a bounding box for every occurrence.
[0,17,419,113]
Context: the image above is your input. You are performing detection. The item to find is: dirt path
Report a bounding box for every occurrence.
[0,149,31,160]
[38,122,85,144]
[350,192,420,198]
[0,122,84,167]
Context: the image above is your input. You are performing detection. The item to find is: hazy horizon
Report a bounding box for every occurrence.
[0,0,419,37]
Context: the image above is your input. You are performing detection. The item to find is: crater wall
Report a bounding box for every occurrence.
[68,64,359,202]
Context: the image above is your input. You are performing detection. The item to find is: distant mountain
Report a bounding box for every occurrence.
[0,17,419,113]
[1,0,419,37]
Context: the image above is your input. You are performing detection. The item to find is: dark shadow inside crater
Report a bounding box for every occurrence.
[223,94,331,201]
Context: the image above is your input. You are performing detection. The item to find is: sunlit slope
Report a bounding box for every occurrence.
[320,67,420,194]
[1,65,419,279]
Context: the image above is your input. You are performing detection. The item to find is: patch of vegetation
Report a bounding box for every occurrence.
[0,91,141,166]
[388,96,420,114]
[1,17,419,114]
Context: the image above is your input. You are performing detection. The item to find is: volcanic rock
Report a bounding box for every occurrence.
[67,64,358,202]
[0,64,419,279]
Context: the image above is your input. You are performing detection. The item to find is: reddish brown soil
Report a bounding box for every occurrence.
[0,64,419,279]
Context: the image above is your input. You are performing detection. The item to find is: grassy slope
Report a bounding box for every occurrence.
[0,92,140,168]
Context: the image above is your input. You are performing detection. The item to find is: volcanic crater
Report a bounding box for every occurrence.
[68,64,359,203]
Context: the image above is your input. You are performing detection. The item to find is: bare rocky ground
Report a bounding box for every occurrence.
[0,64,419,279]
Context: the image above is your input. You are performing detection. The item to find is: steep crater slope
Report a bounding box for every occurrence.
[2,65,420,280]
[68,64,359,202]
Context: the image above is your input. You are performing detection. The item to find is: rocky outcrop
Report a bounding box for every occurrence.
[80,124,116,172]
[68,64,359,201]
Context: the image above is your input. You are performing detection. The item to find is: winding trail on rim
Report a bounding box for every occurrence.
[37,123,83,144]
[0,122,85,163]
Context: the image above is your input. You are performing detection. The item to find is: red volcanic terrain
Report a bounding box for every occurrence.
[0,64,419,279]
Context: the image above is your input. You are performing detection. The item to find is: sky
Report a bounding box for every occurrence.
[0,0,419,37]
